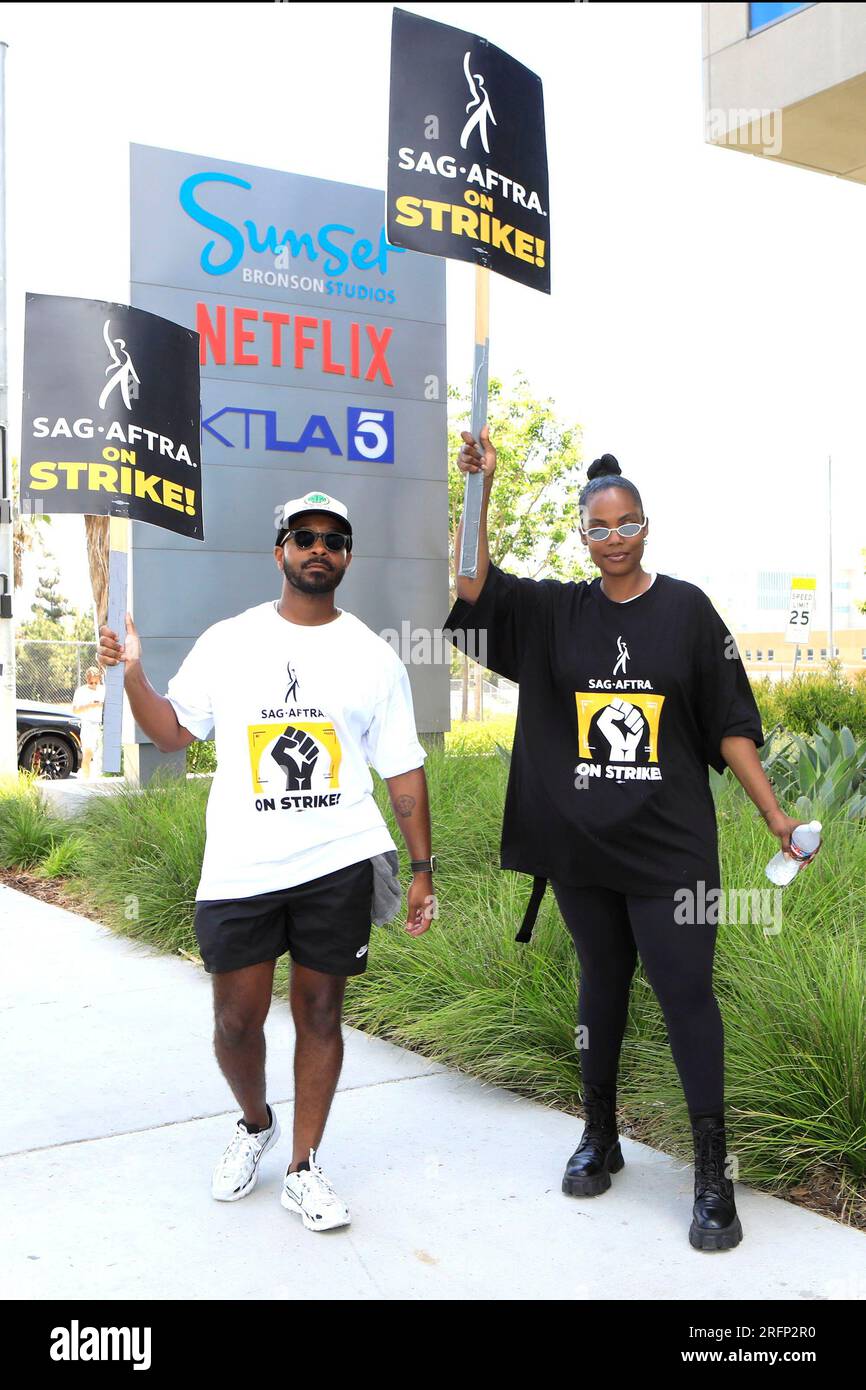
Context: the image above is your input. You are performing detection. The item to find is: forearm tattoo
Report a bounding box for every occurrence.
[393,794,416,819]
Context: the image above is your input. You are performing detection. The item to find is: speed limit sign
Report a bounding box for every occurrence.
[785,576,816,644]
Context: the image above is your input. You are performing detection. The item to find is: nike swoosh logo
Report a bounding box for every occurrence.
[228,1130,273,1189]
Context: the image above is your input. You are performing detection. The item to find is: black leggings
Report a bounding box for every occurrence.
[550,882,724,1117]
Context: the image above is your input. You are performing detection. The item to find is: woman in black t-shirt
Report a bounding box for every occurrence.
[445,428,818,1253]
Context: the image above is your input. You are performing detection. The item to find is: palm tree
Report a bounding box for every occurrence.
[84,514,110,629]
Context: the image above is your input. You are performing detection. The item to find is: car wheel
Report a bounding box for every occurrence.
[20,735,76,779]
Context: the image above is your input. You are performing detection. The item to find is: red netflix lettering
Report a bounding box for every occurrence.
[322,319,346,376]
[196,303,226,366]
[194,303,393,386]
[294,317,318,370]
[233,308,258,366]
[350,322,360,378]
[365,325,393,386]
[262,311,290,367]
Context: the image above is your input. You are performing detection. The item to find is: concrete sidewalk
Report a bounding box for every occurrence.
[1,882,863,1301]
[37,775,132,819]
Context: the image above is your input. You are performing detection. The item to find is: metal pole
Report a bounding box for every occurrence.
[827,454,834,665]
[458,265,490,577]
[0,39,18,776]
[101,515,128,774]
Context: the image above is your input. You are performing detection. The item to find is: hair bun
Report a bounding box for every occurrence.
[587,453,621,481]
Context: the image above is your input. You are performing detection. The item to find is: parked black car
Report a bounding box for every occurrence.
[16,703,82,779]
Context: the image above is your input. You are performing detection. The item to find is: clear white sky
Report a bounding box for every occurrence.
[3,0,865,626]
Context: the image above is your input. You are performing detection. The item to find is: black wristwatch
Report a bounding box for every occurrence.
[410,855,437,874]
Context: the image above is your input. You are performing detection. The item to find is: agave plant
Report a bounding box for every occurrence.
[760,722,866,822]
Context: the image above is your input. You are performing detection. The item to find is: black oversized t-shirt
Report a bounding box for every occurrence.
[445,566,765,901]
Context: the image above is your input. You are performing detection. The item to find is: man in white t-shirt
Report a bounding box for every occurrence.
[71,666,105,780]
[97,491,436,1233]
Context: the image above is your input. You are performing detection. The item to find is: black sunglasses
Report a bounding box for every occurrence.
[280,527,352,553]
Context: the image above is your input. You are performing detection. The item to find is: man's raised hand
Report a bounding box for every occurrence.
[98,612,142,670]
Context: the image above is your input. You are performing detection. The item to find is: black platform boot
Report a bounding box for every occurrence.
[689,1114,743,1251]
[562,1082,624,1197]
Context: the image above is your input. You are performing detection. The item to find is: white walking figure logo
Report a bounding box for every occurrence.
[613,635,629,676]
[459,50,497,154]
[99,320,141,412]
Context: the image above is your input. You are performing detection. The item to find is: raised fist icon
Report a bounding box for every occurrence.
[597,697,645,764]
[271,725,319,791]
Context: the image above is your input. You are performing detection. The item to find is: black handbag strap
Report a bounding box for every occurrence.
[515,875,548,943]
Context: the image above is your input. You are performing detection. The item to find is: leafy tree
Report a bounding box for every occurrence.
[448,372,589,593]
[13,449,109,629]
[447,372,589,718]
[16,611,66,642]
[11,455,52,590]
[17,603,98,705]
[70,608,98,643]
[32,568,74,625]
[18,602,96,645]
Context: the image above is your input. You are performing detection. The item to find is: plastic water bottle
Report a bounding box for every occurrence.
[765,820,822,886]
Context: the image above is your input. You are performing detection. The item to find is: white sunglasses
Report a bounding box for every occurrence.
[580,518,648,542]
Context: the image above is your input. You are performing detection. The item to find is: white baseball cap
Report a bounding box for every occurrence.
[275,490,352,544]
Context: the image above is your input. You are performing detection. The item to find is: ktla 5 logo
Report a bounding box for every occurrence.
[203,405,395,464]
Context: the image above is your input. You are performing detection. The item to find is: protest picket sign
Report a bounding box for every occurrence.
[21,294,201,773]
[387,7,550,575]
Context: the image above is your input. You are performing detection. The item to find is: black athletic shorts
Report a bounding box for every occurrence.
[193,858,375,976]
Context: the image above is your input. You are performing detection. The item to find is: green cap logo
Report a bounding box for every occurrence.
[305,492,329,504]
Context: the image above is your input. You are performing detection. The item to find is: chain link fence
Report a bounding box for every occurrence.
[15,640,100,706]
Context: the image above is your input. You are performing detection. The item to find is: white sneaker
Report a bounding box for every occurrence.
[211,1104,280,1201]
[280,1149,351,1231]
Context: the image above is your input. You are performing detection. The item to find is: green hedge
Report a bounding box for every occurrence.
[752,666,866,739]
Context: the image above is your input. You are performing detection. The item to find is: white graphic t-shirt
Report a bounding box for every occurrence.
[72,684,105,727]
[165,602,427,901]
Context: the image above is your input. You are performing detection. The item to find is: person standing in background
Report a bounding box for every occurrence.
[72,666,105,781]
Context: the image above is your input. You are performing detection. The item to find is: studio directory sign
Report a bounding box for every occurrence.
[387,6,551,294]
[20,294,202,536]
[129,143,448,779]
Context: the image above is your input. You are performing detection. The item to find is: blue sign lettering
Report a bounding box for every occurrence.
[202,407,395,465]
[265,412,340,456]
[179,173,405,280]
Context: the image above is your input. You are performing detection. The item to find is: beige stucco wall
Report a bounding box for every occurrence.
[704,3,866,180]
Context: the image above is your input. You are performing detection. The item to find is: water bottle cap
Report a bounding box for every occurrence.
[809,821,822,832]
